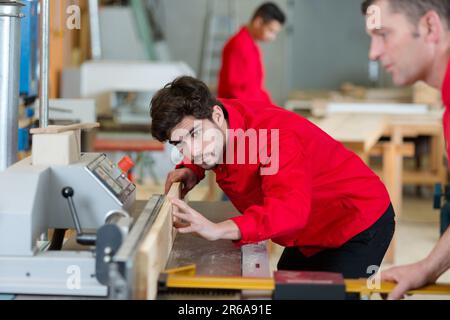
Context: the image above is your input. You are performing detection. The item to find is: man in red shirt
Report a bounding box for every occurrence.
[217,2,285,103]
[361,0,450,299]
[150,76,394,280]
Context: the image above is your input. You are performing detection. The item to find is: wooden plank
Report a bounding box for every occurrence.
[369,142,415,157]
[30,122,100,134]
[327,103,428,116]
[403,171,446,185]
[317,114,387,153]
[134,183,181,300]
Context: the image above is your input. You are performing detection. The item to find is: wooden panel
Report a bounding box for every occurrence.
[134,183,181,300]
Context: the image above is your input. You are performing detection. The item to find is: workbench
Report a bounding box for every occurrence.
[165,202,241,277]
[162,201,271,300]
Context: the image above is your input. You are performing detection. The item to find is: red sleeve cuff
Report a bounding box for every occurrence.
[176,163,205,181]
[229,215,259,246]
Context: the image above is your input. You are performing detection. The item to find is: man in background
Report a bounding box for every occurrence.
[361,0,450,300]
[218,2,285,103]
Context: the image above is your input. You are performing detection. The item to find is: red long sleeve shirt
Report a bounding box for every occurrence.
[442,59,450,164]
[178,99,391,257]
[218,27,272,103]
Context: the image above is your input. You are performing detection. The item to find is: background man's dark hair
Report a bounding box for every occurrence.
[150,76,228,142]
[361,0,450,28]
[252,2,286,25]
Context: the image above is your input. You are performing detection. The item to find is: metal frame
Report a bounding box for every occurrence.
[109,195,164,299]
[39,0,49,128]
[0,1,24,171]
[0,251,107,297]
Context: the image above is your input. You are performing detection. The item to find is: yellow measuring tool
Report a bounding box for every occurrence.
[162,265,450,298]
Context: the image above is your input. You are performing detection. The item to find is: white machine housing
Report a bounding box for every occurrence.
[0,153,136,296]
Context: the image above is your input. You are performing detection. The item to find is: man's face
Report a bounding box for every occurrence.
[253,18,283,42]
[365,0,434,86]
[169,114,226,170]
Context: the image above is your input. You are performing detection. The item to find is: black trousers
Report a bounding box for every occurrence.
[277,204,396,279]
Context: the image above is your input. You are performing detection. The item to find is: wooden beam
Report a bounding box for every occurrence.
[382,128,404,264]
[403,171,447,186]
[369,142,415,157]
[134,183,181,300]
[30,122,100,134]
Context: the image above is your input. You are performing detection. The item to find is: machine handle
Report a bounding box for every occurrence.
[62,187,96,245]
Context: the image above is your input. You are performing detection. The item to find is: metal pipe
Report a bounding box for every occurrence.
[88,0,102,60]
[0,1,24,171]
[39,0,49,128]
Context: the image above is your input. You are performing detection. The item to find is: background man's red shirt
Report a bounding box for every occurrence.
[218,27,272,103]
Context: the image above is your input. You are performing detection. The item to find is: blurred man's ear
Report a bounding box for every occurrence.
[212,105,225,127]
[419,10,444,43]
[252,16,264,29]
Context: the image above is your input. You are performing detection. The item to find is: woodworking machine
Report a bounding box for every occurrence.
[0,151,138,296]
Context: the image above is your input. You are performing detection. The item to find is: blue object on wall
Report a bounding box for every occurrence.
[19,0,39,98]
[18,127,30,152]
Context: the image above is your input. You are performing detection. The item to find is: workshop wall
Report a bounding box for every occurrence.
[290,0,374,90]
[160,0,391,101]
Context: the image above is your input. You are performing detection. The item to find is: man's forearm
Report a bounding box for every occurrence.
[425,227,450,282]
[216,220,242,241]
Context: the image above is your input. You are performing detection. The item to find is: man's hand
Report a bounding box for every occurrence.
[381,260,434,300]
[165,168,198,198]
[170,197,241,241]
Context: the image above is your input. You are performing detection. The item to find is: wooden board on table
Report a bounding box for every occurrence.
[317,114,387,153]
[383,111,443,136]
[30,122,100,134]
[326,103,428,116]
[134,183,181,300]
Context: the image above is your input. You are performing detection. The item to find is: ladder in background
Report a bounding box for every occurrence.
[199,0,239,89]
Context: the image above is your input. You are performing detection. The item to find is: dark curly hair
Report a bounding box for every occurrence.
[150,76,228,142]
[252,2,286,25]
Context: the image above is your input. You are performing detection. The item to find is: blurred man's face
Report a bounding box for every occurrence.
[365,0,434,86]
[252,18,283,42]
[169,110,226,170]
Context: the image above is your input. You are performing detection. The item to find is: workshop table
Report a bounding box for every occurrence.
[165,202,242,277]
[162,201,271,300]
